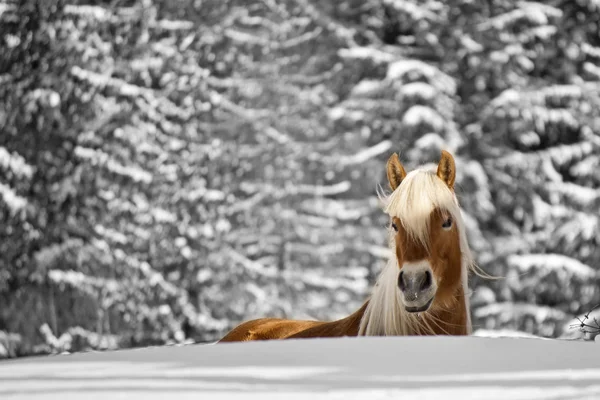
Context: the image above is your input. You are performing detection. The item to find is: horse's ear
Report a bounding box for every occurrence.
[386,153,407,191]
[437,150,456,189]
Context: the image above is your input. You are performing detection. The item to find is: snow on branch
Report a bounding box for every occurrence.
[285,62,344,85]
[507,253,597,279]
[473,329,547,339]
[543,141,596,166]
[150,207,177,224]
[152,19,194,31]
[387,59,456,95]
[71,67,191,121]
[64,5,112,21]
[489,84,596,111]
[33,239,85,271]
[329,140,392,167]
[518,25,557,43]
[571,155,599,179]
[236,14,282,32]
[111,247,184,298]
[286,270,368,294]
[187,185,226,203]
[239,180,351,198]
[349,79,387,98]
[292,0,358,47]
[555,213,598,244]
[397,82,438,101]
[524,106,579,132]
[354,243,393,259]
[0,182,27,214]
[0,147,34,179]
[546,181,600,207]
[494,141,596,170]
[224,28,270,47]
[261,125,293,145]
[227,247,278,278]
[581,43,600,58]
[71,66,152,98]
[383,0,441,21]
[226,192,268,215]
[47,269,120,297]
[209,91,271,120]
[39,324,120,353]
[492,231,552,257]
[583,61,600,80]
[299,198,375,221]
[94,224,128,245]
[278,27,323,49]
[338,47,396,64]
[295,181,352,196]
[478,2,562,31]
[402,105,445,131]
[74,146,153,184]
[474,302,568,324]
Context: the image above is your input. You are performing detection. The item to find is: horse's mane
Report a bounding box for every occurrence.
[358,167,478,336]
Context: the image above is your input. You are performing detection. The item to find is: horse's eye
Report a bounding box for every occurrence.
[442,216,453,230]
[391,222,398,232]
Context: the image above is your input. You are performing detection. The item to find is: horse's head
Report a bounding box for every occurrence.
[385,151,465,314]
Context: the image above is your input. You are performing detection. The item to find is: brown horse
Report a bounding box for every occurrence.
[219,150,479,342]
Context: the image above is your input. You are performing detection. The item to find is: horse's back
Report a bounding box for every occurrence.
[218,318,325,342]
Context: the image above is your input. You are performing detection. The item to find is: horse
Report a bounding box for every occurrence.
[219,150,480,342]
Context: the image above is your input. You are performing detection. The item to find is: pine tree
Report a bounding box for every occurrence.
[2,0,599,357]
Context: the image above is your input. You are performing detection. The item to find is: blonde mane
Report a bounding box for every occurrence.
[358,167,475,336]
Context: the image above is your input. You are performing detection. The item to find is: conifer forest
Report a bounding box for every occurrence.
[1,0,600,358]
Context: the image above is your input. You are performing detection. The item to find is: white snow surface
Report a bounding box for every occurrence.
[2,336,599,400]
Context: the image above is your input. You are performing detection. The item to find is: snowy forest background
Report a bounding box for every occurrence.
[1,0,600,358]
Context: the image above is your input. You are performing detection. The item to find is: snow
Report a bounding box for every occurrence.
[349,79,386,98]
[472,329,546,339]
[386,59,456,95]
[64,5,112,21]
[583,61,600,79]
[0,3,15,16]
[582,43,600,58]
[335,140,392,167]
[470,287,497,307]
[0,146,34,179]
[0,182,27,214]
[2,336,600,400]
[507,253,597,279]
[337,47,396,64]
[396,81,437,101]
[154,20,194,31]
[383,0,439,21]
[412,132,445,151]
[150,207,177,223]
[547,181,600,207]
[402,105,445,131]
[7,387,600,400]
[480,3,562,31]
[474,302,568,324]
[74,146,153,184]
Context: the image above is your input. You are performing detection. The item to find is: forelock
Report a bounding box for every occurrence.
[383,169,461,248]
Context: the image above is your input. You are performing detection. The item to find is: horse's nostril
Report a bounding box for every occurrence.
[398,271,407,291]
[421,270,432,291]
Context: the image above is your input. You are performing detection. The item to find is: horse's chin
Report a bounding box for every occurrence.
[403,297,434,313]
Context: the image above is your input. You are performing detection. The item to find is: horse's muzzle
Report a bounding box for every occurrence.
[398,266,435,312]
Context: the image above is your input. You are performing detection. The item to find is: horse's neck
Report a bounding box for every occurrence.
[343,300,370,334]
[287,301,369,339]
[359,281,470,336]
